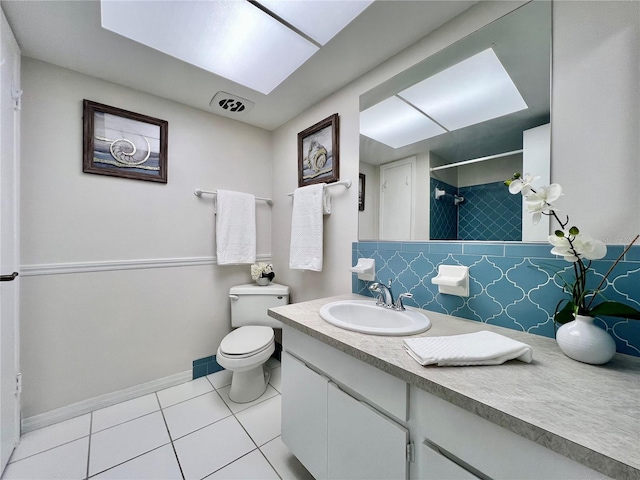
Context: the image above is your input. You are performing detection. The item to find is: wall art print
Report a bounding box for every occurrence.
[83,100,168,183]
[298,113,339,187]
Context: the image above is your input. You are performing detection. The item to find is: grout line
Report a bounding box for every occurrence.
[86,443,173,479]
[86,413,93,479]
[156,392,186,480]
[6,435,91,466]
[257,442,284,480]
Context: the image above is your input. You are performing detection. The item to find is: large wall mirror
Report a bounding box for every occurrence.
[358,1,551,242]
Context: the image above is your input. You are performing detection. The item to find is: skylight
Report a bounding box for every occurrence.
[360,97,446,149]
[361,48,528,149]
[101,0,372,95]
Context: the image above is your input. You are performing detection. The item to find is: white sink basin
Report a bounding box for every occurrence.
[319,300,431,336]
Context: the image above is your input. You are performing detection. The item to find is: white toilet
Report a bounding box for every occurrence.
[217,282,289,403]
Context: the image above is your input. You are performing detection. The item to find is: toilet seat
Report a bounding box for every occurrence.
[219,326,274,359]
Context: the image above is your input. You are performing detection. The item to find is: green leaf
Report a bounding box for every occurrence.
[554,300,576,324]
[555,230,565,237]
[569,226,580,236]
[588,302,640,319]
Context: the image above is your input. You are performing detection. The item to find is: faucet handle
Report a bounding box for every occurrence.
[394,292,413,310]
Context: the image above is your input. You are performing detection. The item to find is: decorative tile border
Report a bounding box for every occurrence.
[192,355,223,379]
[353,242,640,357]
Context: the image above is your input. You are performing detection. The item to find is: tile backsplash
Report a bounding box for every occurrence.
[353,241,640,357]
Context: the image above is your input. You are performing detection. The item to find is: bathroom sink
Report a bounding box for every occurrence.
[319,300,431,336]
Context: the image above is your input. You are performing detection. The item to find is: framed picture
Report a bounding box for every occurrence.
[358,173,366,211]
[298,113,339,187]
[83,100,168,183]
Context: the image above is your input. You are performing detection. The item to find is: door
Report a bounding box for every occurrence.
[328,383,409,480]
[379,157,415,240]
[0,9,21,473]
[281,351,329,479]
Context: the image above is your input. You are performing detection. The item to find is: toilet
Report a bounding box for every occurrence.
[217,282,289,403]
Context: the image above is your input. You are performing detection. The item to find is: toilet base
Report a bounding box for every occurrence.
[229,365,271,403]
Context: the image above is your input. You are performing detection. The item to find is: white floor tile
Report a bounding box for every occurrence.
[156,377,213,408]
[92,394,159,433]
[88,412,170,476]
[173,416,255,480]
[2,437,89,480]
[206,369,232,390]
[269,366,282,392]
[217,384,279,414]
[91,444,182,480]
[162,392,231,440]
[260,436,314,480]
[206,450,279,480]
[9,414,91,463]
[236,396,281,446]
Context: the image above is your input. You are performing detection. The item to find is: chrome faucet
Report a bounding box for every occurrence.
[369,279,394,308]
[369,279,413,311]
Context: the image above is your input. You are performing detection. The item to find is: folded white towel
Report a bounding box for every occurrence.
[215,190,256,265]
[290,183,325,271]
[404,331,533,366]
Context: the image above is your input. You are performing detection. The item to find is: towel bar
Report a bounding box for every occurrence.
[287,179,352,197]
[194,189,273,206]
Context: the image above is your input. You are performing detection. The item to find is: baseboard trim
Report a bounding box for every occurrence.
[20,254,272,276]
[21,370,192,434]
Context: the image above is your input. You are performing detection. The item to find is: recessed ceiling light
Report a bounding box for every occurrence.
[398,48,527,131]
[360,97,447,149]
[256,0,374,45]
[101,0,319,95]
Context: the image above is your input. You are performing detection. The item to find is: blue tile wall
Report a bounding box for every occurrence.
[430,178,522,241]
[430,178,457,240]
[192,355,223,380]
[352,241,640,357]
[458,181,522,241]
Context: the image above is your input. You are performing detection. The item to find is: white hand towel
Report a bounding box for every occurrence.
[215,190,256,265]
[404,331,533,366]
[322,187,331,215]
[290,183,325,271]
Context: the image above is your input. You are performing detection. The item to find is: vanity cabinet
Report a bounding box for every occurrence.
[281,327,410,480]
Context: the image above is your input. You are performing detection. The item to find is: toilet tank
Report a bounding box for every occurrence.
[230,283,290,328]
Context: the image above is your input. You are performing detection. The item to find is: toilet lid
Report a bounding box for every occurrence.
[220,326,274,356]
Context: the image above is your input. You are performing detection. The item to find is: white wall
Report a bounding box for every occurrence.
[358,162,379,240]
[20,59,272,417]
[270,1,528,302]
[552,1,640,243]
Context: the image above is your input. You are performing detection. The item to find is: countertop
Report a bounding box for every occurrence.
[268,294,640,480]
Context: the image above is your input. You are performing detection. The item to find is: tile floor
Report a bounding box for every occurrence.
[2,358,314,480]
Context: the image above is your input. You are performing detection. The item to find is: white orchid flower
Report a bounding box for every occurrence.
[549,233,579,262]
[524,183,562,224]
[549,231,607,263]
[573,233,607,260]
[508,173,540,196]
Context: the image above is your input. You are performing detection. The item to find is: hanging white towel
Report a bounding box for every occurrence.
[290,183,325,271]
[322,187,331,215]
[215,190,256,265]
[404,331,533,366]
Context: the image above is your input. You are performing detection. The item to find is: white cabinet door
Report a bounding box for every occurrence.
[422,441,480,480]
[328,383,408,480]
[281,351,329,480]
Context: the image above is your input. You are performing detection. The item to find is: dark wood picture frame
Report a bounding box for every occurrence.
[83,100,168,183]
[297,113,339,187]
[358,173,366,211]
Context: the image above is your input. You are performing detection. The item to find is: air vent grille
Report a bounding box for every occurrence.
[209,91,255,115]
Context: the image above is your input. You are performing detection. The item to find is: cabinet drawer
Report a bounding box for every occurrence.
[283,326,408,421]
[410,388,611,480]
[421,440,480,480]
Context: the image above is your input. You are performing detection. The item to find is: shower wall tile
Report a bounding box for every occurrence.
[353,241,640,357]
[458,181,522,241]
[430,178,457,240]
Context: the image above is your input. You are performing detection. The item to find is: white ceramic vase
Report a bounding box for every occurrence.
[255,277,270,286]
[556,315,616,365]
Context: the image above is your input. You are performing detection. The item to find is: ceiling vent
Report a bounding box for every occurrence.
[210,92,255,115]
